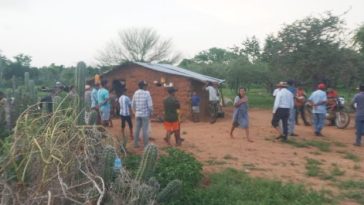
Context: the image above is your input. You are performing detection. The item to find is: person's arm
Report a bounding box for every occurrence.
[131,94,136,113]
[147,92,153,116]
[272,92,281,113]
[351,95,357,110]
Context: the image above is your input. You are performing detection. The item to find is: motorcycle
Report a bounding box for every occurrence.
[304,97,350,129]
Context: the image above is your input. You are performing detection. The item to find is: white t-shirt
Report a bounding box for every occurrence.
[205,86,219,101]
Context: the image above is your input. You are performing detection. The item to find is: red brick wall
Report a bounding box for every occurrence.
[103,64,199,120]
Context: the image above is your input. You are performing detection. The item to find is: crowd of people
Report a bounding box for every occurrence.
[271,80,364,147]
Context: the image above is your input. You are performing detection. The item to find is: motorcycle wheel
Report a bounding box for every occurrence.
[335,111,350,129]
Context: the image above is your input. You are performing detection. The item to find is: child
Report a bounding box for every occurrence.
[191,91,200,122]
[119,89,133,146]
[229,87,252,142]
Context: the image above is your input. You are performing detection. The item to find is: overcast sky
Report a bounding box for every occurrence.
[0,0,363,67]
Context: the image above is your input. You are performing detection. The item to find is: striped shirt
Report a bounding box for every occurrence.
[119,95,131,116]
[132,89,153,117]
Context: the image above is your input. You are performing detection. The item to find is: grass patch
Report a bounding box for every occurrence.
[338,180,364,204]
[305,158,323,177]
[287,139,331,152]
[189,168,332,205]
[333,141,347,147]
[205,159,227,166]
[344,152,361,162]
[223,154,238,161]
[354,163,361,170]
[329,164,345,177]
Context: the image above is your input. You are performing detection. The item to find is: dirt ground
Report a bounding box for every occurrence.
[108,107,364,204]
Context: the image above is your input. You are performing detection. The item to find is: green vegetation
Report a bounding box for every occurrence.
[287,139,331,152]
[186,168,331,205]
[344,152,361,162]
[338,180,364,205]
[305,158,323,177]
[223,87,273,109]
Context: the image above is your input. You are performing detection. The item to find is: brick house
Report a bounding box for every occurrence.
[94,62,224,121]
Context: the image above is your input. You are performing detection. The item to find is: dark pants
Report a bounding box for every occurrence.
[209,101,218,122]
[120,115,133,129]
[355,116,364,145]
[295,106,309,125]
[272,108,290,139]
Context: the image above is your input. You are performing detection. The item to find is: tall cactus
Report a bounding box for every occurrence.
[75,61,86,125]
[24,72,30,93]
[135,144,158,182]
[157,179,182,203]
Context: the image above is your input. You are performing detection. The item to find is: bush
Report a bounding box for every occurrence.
[156,148,203,188]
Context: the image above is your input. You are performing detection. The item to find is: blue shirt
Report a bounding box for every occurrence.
[308,90,327,114]
[352,92,364,117]
[119,95,131,116]
[97,88,110,111]
[191,95,200,106]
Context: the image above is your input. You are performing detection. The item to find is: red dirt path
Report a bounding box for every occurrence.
[108,108,364,204]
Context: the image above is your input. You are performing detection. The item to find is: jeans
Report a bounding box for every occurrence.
[134,116,150,147]
[313,113,325,133]
[355,116,364,145]
[288,107,296,134]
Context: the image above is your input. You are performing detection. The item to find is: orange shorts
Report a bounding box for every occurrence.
[163,121,180,132]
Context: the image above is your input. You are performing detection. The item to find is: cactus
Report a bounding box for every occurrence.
[11,75,16,94]
[24,72,29,92]
[135,144,158,182]
[102,146,116,185]
[156,179,182,203]
[88,109,98,125]
[75,62,86,125]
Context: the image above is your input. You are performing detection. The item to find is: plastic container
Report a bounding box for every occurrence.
[113,157,122,171]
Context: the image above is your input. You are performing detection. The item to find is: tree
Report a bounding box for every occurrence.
[354,24,364,54]
[232,36,261,63]
[261,12,359,88]
[97,28,181,66]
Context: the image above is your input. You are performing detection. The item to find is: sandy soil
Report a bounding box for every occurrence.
[108,108,364,204]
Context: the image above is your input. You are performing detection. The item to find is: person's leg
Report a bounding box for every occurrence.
[281,110,289,141]
[272,109,282,138]
[126,116,133,140]
[300,106,310,125]
[142,117,150,147]
[121,116,127,146]
[355,118,364,145]
[134,117,142,147]
[230,125,236,138]
[313,113,319,134]
[318,113,326,134]
[288,107,296,135]
[295,108,299,125]
[245,128,253,142]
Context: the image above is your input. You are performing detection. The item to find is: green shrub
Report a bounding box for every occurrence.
[156,148,203,188]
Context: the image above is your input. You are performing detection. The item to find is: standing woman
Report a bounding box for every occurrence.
[230,87,253,142]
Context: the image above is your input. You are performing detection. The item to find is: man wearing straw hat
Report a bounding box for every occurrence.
[272,82,294,141]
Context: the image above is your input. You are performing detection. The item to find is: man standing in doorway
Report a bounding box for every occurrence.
[308,83,327,136]
[132,80,153,148]
[352,84,364,146]
[205,82,219,124]
[97,79,111,127]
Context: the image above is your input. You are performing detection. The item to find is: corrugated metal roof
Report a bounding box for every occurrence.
[134,62,224,83]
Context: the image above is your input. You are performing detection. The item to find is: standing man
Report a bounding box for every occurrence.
[308,83,327,136]
[287,80,298,136]
[351,84,364,146]
[271,82,294,141]
[132,80,153,148]
[205,82,219,123]
[163,87,182,146]
[97,79,111,127]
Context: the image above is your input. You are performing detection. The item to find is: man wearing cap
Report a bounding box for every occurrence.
[351,84,364,146]
[132,80,153,148]
[163,87,182,146]
[308,83,327,136]
[272,82,294,141]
